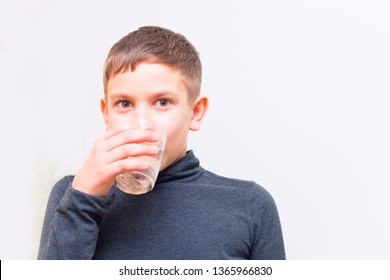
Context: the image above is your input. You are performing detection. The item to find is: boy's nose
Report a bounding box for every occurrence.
[133,104,151,121]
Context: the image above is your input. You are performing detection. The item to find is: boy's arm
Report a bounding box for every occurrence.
[37,176,115,260]
[249,186,286,260]
[38,125,158,259]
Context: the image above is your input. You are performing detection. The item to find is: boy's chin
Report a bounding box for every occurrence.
[159,159,170,172]
[160,154,178,171]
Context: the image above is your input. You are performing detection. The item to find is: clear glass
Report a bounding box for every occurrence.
[115,119,166,195]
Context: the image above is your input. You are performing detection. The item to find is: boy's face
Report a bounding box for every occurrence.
[101,63,207,171]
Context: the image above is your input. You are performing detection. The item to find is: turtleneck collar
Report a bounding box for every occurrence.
[156,150,204,184]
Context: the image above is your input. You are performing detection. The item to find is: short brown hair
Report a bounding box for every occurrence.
[103,26,202,101]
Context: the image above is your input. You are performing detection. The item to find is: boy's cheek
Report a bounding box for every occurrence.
[106,114,130,127]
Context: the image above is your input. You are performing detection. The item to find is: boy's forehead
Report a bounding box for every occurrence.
[108,63,183,82]
[106,63,190,98]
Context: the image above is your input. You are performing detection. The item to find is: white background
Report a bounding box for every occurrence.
[0,0,389,259]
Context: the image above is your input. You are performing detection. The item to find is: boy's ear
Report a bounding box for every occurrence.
[190,95,209,131]
[100,98,109,129]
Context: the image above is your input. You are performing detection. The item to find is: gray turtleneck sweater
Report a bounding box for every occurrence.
[38,151,285,259]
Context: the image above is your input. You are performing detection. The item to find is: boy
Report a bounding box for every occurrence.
[38,26,285,259]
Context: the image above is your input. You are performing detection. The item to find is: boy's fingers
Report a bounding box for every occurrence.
[106,143,160,164]
[108,158,150,176]
[103,129,159,152]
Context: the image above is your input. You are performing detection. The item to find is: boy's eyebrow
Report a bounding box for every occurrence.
[110,93,128,100]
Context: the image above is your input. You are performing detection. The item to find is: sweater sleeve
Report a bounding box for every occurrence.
[38,176,116,260]
[249,184,286,260]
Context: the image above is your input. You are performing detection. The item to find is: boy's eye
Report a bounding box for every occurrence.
[156,99,171,107]
[119,100,131,108]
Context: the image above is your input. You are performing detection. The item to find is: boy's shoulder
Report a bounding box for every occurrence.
[201,168,275,202]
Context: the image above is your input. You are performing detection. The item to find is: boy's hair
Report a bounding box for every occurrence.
[103,26,202,101]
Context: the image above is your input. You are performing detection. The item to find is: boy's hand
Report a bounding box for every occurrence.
[72,125,160,196]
